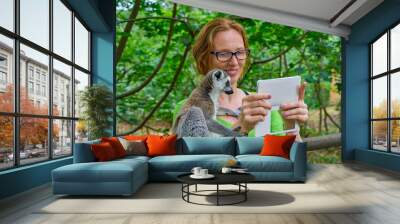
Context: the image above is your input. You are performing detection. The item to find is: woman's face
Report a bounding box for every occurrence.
[210,29,246,87]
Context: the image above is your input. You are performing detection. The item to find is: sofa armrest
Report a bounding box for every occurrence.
[289,141,307,181]
[73,140,100,163]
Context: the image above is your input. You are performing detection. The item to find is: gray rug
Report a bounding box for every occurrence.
[38,183,362,214]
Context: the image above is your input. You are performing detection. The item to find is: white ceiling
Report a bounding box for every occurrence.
[172,0,384,38]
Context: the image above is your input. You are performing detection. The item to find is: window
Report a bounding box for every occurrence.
[53,0,72,60]
[75,17,89,70]
[36,83,40,95]
[42,85,46,97]
[0,0,91,170]
[0,54,7,86]
[20,0,49,49]
[0,0,13,32]
[53,59,72,117]
[0,55,7,67]
[0,71,6,85]
[370,23,400,154]
[28,81,34,94]
[41,73,46,83]
[35,70,41,81]
[28,67,34,80]
[0,35,13,113]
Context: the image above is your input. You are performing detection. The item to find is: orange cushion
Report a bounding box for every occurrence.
[259,134,296,159]
[101,137,127,158]
[124,135,148,141]
[146,135,177,157]
[91,142,118,161]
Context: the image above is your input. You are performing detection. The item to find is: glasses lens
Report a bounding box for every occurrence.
[217,52,232,62]
[236,50,248,60]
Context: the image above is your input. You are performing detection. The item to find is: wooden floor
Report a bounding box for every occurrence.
[1,162,400,224]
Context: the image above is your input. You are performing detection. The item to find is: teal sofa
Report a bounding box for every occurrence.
[52,137,307,196]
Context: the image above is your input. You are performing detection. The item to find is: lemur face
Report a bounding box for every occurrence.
[211,69,233,95]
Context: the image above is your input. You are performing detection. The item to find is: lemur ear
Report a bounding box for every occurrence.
[214,70,222,80]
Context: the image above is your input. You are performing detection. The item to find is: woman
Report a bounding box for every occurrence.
[183,18,308,139]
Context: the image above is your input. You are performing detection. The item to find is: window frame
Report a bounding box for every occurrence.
[0,0,92,171]
[370,20,400,154]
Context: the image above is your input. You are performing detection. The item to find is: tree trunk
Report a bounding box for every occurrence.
[283,53,288,75]
[323,106,341,130]
[279,53,282,77]
[319,107,322,134]
[324,106,328,132]
[303,133,341,151]
[116,0,141,63]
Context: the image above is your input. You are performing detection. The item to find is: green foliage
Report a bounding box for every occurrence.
[308,147,341,164]
[116,0,342,139]
[79,84,113,140]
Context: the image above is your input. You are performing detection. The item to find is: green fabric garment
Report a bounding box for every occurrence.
[172,99,283,136]
[271,110,285,136]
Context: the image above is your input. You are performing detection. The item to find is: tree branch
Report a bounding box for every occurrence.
[252,31,308,65]
[116,0,141,63]
[283,52,288,75]
[144,124,168,133]
[323,106,341,130]
[117,44,192,136]
[117,4,178,99]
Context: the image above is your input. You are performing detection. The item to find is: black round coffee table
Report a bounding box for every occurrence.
[177,172,255,206]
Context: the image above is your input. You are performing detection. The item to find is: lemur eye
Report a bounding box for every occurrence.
[214,70,222,80]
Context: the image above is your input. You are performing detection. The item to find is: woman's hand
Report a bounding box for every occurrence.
[237,93,272,133]
[280,82,309,123]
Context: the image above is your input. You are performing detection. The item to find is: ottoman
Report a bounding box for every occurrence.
[52,157,148,196]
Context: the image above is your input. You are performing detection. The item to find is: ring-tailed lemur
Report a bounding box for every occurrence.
[172,69,242,138]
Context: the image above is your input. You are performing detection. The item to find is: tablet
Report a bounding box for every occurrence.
[255,76,301,137]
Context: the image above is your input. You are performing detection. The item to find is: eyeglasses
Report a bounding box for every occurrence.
[210,49,250,62]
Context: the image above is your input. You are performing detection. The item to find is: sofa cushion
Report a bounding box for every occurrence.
[91,142,118,161]
[115,155,150,164]
[177,137,235,155]
[73,140,101,163]
[148,154,235,172]
[101,137,127,158]
[147,135,177,157]
[260,134,296,159]
[236,137,264,155]
[52,159,147,183]
[236,155,293,172]
[118,137,147,156]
